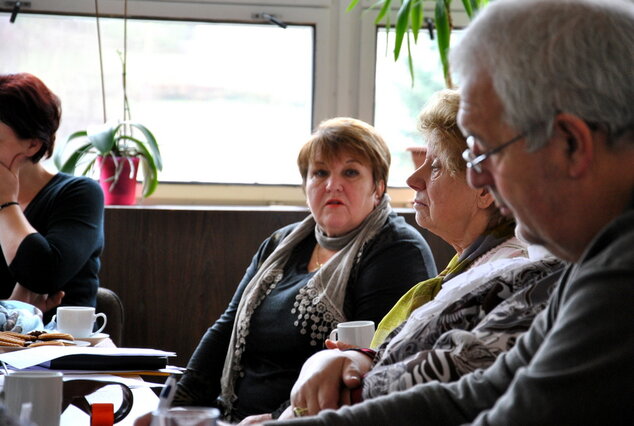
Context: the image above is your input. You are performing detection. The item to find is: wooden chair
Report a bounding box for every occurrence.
[95,287,125,346]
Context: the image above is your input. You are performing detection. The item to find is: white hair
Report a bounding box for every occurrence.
[450,0,634,150]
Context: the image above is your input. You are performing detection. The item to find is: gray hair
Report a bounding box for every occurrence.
[450,0,634,151]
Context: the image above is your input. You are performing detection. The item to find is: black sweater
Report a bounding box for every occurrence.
[175,212,437,420]
[0,173,104,320]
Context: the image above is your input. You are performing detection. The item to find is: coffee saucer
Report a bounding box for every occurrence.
[80,332,110,346]
[67,340,91,347]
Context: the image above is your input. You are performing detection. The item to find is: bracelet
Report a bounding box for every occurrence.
[0,201,19,211]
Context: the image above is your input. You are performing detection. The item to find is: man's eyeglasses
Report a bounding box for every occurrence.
[462,132,526,173]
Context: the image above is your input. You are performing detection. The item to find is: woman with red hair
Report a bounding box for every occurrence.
[0,73,104,321]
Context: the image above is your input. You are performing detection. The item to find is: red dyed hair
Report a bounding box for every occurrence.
[0,73,61,162]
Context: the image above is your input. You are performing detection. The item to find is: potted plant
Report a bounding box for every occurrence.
[54,121,162,205]
[54,0,162,205]
[348,0,489,87]
[348,1,488,169]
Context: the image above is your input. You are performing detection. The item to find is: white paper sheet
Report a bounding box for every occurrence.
[0,347,176,370]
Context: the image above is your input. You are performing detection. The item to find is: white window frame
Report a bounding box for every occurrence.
[1,0,469,207]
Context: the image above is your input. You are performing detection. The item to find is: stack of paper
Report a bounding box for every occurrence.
[0,347,177,374]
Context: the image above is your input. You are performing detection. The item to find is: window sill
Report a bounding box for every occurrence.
[136,183,415,208]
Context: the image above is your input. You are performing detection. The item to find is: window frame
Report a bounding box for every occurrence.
[1,0,469,207]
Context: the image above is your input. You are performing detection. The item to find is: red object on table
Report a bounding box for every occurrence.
[91,403,114,426]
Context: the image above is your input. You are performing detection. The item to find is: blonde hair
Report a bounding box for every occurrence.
[297,117,391,189]
[418,89,506,230]
[417,88,466,176]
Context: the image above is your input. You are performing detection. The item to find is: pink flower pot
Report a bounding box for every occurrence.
[406,146,427,169]
[97,156,140,205]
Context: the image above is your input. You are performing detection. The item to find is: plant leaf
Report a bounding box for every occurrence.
[118,135,159,197]
[435,0,453,87]
[54,130,88,169]
[375,0,392,25]
[461,0,474,18]
[346,0,361,13]
[407,32,415,85]
[394,0,412,61]
[124,121,162,170]
[410,0,424,43]
[58,142,95,174]
[80,156,97,176]
[138,156,156,198]
[87,123,117,155]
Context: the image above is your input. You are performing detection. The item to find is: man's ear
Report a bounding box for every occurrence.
[476,187,495,209]
[553,113,594,178]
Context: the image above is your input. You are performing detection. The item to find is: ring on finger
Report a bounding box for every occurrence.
[293,407,309,417]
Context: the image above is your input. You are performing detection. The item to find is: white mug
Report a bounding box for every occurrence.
[3,371,63,426]
[52,306,107,338]
[329,320,375,347]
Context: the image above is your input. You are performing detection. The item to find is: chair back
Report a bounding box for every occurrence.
[95,287,125,346]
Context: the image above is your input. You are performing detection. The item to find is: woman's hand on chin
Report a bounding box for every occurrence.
[0,152,27,201]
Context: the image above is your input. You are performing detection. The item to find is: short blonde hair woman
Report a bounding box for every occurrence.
[168,117,437,422]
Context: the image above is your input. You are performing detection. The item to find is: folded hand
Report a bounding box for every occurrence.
[10,283,65,315]
[289,349,372,416]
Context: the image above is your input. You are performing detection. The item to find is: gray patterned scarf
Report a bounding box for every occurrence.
[219,194,392,416]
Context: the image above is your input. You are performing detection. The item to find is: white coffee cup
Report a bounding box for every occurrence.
[329,320,375,347]
[52,306,107,338]
[3,371,63,426]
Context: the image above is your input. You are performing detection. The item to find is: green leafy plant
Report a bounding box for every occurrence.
[348,0,489,86]
[54,121,162,198]
[54,0,162,199]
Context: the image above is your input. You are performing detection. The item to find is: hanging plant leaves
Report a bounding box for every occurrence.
[435,0,453,88]
[410,0,424,43]
[347,0,489,86]
[394,0,412,61]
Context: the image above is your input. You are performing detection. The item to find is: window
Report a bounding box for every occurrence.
[372,29,465,185]
[0,6,315,185]
[0,0,469,205]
